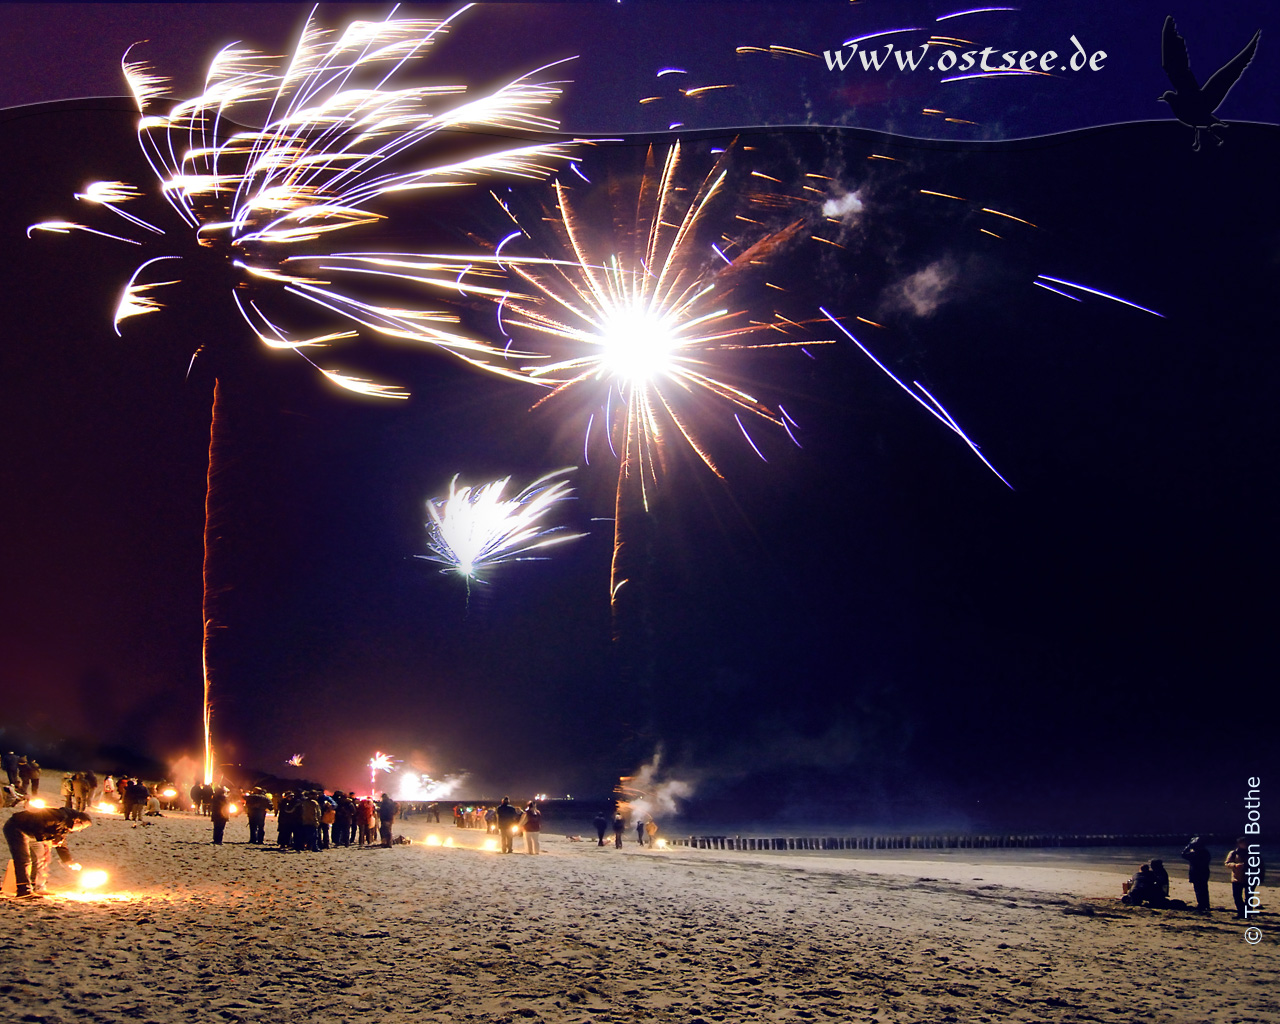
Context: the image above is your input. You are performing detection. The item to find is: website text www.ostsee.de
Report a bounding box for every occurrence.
[823,36,1107,75]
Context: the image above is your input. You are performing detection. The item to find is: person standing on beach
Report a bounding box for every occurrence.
[297,792,321,851]
[277,791,300,850]
[521,801,542,855]
[210,787,230,844]
[3,806,91,899]
[377,793,398,848]
[20,758,40,796]
[494,797,521,853]
[332,791,355,847]
[1,751,17,788]
[593,810,608,846]
[244,788,271,844]
[612,811,625,849]
[1181,836,1212,912]
[1225,837,1253,919]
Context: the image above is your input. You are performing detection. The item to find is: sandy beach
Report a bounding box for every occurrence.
[2,805,1274,1024]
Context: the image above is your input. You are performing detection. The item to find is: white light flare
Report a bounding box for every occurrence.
[418,468,584,585]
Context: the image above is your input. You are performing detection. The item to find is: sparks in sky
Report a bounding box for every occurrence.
[368,751,397,796]
[492,143,821,603]
[25,8,575,786]
[418,468,584,585]
[28,6,574,395]
[285,754,305,767]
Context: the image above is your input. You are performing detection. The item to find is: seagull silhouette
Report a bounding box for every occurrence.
[1159,16,1261,150]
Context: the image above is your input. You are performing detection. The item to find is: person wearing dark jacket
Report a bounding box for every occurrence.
[19,758,40,796]
[1,751,17,787]
[1149,859,1170,900]
[210,789,230,844]
[377,793,399,848]
[493,797,521,854]
[332,792,356,847]
[1181,836,1212,912]
[277,792,300,850]
[3,807,92,898]
[244,789,272,844]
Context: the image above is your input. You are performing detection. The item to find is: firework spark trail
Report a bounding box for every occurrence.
[369,752,397,798]
[26,8,577,784]
[488,143,825,604]
[418,468,585,589]
[1034,275,1164,317]
[820,307,1012,489]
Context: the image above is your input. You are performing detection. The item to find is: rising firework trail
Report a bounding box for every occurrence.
[27,8,574,784]
[418,468,585,591]
[368,751,397,797]
[491,142,824,608]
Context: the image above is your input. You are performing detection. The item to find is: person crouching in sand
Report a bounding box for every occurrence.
[3,807,92,899]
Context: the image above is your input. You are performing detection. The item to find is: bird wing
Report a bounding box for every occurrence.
[1201,29,1261,113]
[1161,16,1200,93]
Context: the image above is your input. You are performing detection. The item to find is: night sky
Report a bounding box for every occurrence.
[0,2,1276,832]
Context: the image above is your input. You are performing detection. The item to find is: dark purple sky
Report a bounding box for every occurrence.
[0,3,1275,829]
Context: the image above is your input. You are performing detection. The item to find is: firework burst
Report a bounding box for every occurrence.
[491,142,821,603]
[368,751,398,797]
[25,8,575,785]
[28,7,574,393]
[419,468,584,586]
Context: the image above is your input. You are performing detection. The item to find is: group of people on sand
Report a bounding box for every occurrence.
[450,798,546,853]
[1122,835,1265,920]
[1,751,42,805]
[198,787,403,851]
[591,808,658,849]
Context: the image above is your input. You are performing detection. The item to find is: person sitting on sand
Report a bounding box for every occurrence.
[1149,859,1170,900]
[1122,863,1164,907]
[3,806,92,899]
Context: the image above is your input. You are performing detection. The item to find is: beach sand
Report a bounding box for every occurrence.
[2,807,1275,1023]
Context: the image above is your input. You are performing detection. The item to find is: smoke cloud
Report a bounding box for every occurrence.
[885,258,959,317]
[621,748,694,823]
[394,770,470,802]
[822,190,864,222]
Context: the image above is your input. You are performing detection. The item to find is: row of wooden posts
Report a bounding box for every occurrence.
[666,833,1196,851]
